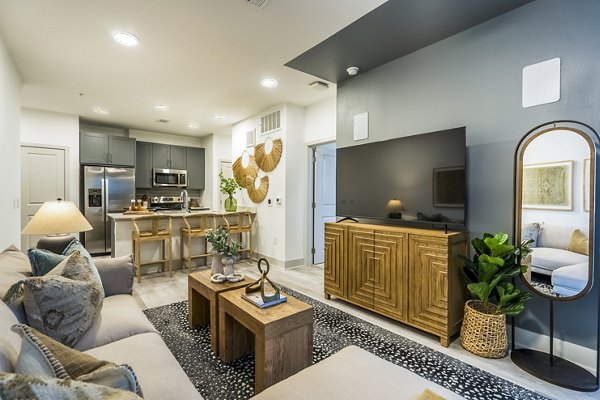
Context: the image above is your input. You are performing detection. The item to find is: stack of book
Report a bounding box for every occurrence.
[242,292,287,308]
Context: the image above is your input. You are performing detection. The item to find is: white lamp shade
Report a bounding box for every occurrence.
[22,200,92,235]
[386,199,404,210]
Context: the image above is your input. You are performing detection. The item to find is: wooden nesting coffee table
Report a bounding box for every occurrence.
[188,270,250,354]
[218,288,314,394]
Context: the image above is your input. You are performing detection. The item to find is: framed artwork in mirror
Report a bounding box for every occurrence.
[584,158,590,212]
[522,160,573,210]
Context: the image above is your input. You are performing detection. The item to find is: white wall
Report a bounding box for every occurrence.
[522,129,590,231]
[20,108,80,205]
[285,104,306,263]
[129,129,204,147]
[0,34,22,249]
[305,96,336,145]
[210,130,232,211]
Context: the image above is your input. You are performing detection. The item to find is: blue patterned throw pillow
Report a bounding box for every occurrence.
[63,239,104,292]
[27,249,66,276]
[521,222,540,247]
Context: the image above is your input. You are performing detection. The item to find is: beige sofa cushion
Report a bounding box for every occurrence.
[250,346,462,400]
[0,301,22,373]
[74,294,158,351]
[0,246,31,323]
[85,332,203,400]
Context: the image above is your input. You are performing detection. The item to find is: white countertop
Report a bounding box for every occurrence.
[108,210,255,221]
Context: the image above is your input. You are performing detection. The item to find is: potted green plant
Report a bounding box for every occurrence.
[219,172,242,212]
[205,226,229,275]
[221,240,242,276]
[459,232,533,358]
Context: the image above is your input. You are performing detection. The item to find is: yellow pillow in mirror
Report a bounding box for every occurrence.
[568,229,589,255]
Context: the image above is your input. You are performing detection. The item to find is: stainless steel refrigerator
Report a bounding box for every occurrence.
[82,166,135,255]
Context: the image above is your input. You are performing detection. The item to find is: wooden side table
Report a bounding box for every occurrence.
[188,270,249,354]
[218,288,314,394]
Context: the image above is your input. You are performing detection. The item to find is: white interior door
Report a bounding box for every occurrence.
[313,143,336,265]
[219,160,232,211]
[21,146,66,250]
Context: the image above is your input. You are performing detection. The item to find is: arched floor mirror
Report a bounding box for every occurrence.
[511,120,599,391]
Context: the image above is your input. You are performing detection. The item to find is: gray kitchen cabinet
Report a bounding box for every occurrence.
[152,143,187,170]
[108,136,136,166]
[80,132,109,164]
[170,145,187,170]
[80,131,135,167]
[135,141,153,188]
[186,147,205,189]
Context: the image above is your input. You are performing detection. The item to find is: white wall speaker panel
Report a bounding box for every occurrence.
[522,58,561,108]
[353,112,369,141]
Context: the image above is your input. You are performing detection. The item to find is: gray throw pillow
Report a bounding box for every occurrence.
[63,239,104,293]
[521,222,540,247]
[22,251,104,346]
[27,248,66,276]
[12,324,142,396]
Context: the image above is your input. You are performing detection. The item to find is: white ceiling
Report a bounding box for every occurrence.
[0,0,387,136]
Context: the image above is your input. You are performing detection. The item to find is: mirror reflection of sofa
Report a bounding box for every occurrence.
[523,223,589,297]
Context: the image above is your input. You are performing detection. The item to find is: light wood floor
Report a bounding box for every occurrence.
[133,261,596,400]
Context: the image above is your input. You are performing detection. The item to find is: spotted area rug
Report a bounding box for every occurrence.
[143,287,549,400]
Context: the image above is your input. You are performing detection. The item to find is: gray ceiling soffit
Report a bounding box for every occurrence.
[285,0,535,83]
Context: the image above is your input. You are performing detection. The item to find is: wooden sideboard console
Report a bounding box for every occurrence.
[324,221,468,347]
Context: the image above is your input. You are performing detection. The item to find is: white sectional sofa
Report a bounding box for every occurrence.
[527,223,589,296]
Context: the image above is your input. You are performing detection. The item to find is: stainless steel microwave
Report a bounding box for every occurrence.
[153,168,187,187]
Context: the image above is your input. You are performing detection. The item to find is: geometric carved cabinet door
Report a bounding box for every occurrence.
[407,235,450,340]
[324,223,346,299]
[372,230,408,322]
[347,226,376,309]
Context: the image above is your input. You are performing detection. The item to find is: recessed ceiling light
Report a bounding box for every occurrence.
[93,106,109,115]
[213,114,225,120]
[261,78,278,88]
[154,104,169,111]
[113,31,139,46]
[188,122,200,129]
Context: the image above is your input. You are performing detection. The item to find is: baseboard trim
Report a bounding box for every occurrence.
[512,327,597,374]
[252,253,304,269]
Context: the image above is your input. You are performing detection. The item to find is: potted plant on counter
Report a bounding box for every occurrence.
[219,172,242,212]
[459,232,533,358]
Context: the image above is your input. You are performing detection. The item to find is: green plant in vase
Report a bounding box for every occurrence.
[205,226,229,275]
[219,172,241,212]
[221,239,242,276]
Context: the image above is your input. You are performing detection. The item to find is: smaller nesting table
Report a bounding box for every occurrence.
[188,270,250,354]
[218,288,314,394]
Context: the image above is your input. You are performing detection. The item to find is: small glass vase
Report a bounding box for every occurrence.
[224,195,237,212]
[222,257,236,276]
[211,250,224,275]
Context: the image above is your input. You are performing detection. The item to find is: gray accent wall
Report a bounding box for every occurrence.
[336,0,600,349]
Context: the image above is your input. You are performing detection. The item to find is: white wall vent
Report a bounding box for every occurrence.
[260,109,281,135]
[246,0,270,9]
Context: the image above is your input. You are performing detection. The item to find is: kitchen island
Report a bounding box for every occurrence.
[108,210,255,274]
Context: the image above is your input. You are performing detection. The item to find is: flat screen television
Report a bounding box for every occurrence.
[336,127,467,230]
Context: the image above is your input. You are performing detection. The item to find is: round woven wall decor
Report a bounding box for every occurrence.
[232,151,258,188]
[246,175,269,204]
[255,137,282,172]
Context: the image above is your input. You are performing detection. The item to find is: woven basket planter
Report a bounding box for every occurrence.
[460,300,507,358]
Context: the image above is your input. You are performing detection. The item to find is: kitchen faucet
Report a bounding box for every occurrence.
[180,189,189,212]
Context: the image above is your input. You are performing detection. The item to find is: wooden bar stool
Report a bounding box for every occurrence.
[180,213,217,270]
[224,212,254,260]
[131,215,173,283]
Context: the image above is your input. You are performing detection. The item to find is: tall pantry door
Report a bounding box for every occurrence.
[20,146,66,250]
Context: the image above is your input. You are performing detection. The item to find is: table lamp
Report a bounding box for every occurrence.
[386,198,404,219]
[22,198,93,253]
